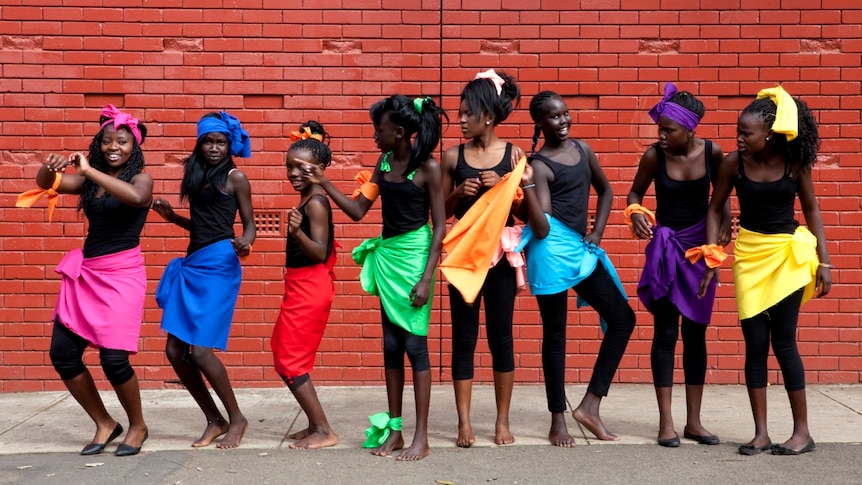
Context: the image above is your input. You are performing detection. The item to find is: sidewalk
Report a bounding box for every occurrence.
[1,384,859,455]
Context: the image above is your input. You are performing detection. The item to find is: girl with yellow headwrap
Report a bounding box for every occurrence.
[698,86,831,456]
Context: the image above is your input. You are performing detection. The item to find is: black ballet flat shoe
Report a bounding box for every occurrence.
[658,433,680,447]
[738,441,774,456]
[115,430,148,457]
[80,422,124,456]
[772,439,815,456]
[684,429,720,445]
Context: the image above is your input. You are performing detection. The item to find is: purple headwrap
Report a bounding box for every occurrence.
[100,105,143,145]
[648,82,701,131]
[196,111,252,158]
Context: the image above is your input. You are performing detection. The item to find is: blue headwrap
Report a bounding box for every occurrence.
[196,111,252,158]
[648,82,701,131]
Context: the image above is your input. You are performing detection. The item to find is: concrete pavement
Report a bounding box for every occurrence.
[1,384,860,455]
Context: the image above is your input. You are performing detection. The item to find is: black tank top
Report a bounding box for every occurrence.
[453,143,515,226]
[83,194,148,258]
[379,154,430,239]
[654,140,712,231]
[735,159,799,235]
[529,140,590,235]
[285,194,335,268]
[188,182,238,255]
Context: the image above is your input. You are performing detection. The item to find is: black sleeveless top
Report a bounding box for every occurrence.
[285,194,335,268]
[188,183,238,255]
[529,140,590,235]
[83,194,148,258]
[735,159,799,235]
[379,154,430,239]
[453,143,515,225]
[654,140,713,231]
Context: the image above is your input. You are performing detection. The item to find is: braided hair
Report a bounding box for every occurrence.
[288,120,332,168]
[741,96,820,174]
[78,118,147,212]
[370,94,448,177]
[461,71,521,125]
[528,90,560,155]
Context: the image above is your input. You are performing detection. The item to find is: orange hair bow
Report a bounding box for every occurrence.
[290,126,324,142]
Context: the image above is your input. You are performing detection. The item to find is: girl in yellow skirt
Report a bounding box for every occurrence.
[697,86,832,456]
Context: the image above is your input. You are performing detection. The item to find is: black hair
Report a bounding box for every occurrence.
[287,120,332,168]
[741,95,820,174]
[78,119,147,212]
[180,112,236,203]
[369,94,448,177]
[461,70,520,125]
[669,91,705,119]
[528,90,562,155]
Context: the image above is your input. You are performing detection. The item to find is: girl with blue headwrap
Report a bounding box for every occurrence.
[152,111,256,449]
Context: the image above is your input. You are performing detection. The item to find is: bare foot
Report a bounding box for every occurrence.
[289,429,338,449]
[456,422,475,448]
[572,407,619,441]
[216,416,248,449]
[371,430,404,457]
[549,413,576,447]
[396,440,430,461]
[192,418,229,448]
[494,421,515,446]
[287,427,312,440]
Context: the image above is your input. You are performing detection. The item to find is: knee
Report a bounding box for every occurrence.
[100,351,135,386]
[49,343,85,381]
[405,337,430,372]
[165,337,186,365]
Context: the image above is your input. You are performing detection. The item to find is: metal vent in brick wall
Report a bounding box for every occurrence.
[254,211,282,235]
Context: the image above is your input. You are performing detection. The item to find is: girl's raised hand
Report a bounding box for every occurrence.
[303,163,324,185]
[151,197,175,220]
[69,152,92,177]
[44,153,70,172]
[287,208,302,235]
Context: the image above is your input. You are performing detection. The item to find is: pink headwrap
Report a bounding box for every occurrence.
[99,104,143,145]
[473,69,505,96]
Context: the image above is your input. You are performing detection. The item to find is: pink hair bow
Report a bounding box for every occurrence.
[100,104,143,145]
[473,69,504,96]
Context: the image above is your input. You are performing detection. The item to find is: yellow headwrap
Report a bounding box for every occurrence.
[756,85,798,142]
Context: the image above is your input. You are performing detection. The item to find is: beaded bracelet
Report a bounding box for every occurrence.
[818,262,834,269]
[521,184,536,190]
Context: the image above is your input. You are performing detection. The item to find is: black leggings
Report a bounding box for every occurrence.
[49,318,135,386]
[382,309,430,372]
[741,288,806,391]
[537,262,636,413]
[450,260,516,380]
[650,297,707,388]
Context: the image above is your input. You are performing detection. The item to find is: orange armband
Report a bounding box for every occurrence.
[16,172,63,222]
[351,170,379,201]
[684,244,728,268]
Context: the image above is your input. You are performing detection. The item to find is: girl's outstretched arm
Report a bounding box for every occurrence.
[306,157,378,221]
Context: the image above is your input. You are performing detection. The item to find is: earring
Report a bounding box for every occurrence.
[485,121,490,125]
[766,137,770,141]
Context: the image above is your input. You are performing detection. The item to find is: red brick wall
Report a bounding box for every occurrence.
[1,1,860,391]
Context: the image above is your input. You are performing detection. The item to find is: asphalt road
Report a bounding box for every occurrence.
[2,442,860,485]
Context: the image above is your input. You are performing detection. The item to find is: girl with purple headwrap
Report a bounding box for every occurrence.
[153,111,256,449]
[626,83,729,447]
